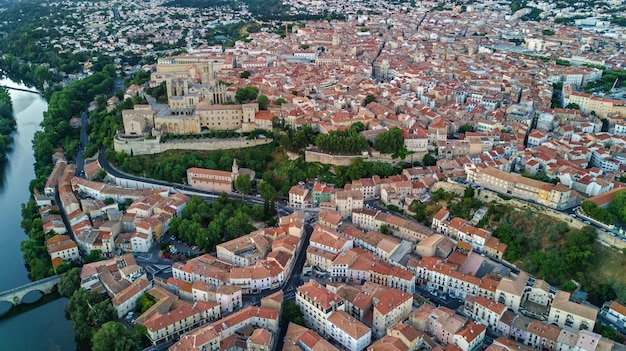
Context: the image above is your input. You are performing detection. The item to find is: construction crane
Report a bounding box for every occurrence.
[285,23,289,36]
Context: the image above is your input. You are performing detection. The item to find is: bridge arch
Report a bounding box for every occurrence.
[0,275,61,306]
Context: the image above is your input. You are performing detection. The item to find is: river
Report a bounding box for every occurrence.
[0,78,76,350]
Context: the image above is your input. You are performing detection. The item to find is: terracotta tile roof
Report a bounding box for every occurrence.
[327,311,370,340]
[456,321,486,344]
[374,289,412,315]
[297,280,343,310]
[609,301,626,316]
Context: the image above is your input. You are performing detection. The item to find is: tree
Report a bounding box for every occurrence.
[258,180,277,203]
[58,267,81,297]
[280,301,305,328]
[423,154,437,166]
[239,70,251,79]
[137,293,157,314]
[346,158,367,181]
[314,129,369,154]
[566,103,581,110]
[89,299,118,328]
[350,121,365,133]
[562,280,577,292]
[380,223,389,234]
[258,180,277,219]
[275,97,287,105]
[458,124,474,133]
[85,249,104,263]
[235,86,259,103]
[224,210,256,240]
[92,321,145,351]
[235,174,252,196]
[258,94,268,110]
[364,94,377,105]
[66,289,118,342]
[374,127,404,155]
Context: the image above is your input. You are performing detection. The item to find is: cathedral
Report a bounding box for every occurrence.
[122,57,259,137]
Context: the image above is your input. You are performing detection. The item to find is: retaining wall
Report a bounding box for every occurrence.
[113,136,272,155]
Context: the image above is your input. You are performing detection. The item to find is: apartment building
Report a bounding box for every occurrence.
[169,306,280,351]
[309,225,353,255]
[335,189,364,218]
[562,85,626,119]
[312,182,335,207]
[296,280,345,336]
[228,259,285,294]
[111,279,153,318]
[372,289,413,338]
[307,246,338,272]
[603,301,626,329]
[386,323,425,351]
[526,320,561,350]
[453,322,487,351]
[464,295,508,330]
[447,271,481,300]
[402,126,429,152]
[351,208,435,243]
[326,311,372,351]
[347,177,378,200]
[318,210,344,230]
[369,263,416,294]
[172,254,231,287]
[216,232,271,267]
[495,272,530,313]
[288,183,311,208]
[283,323,340,351]
[466,166,575,210]
[548,291,597,330]
[46,234,80,268]
[191,281,243,313]
[330,249,359,282]
[144,301,220,345]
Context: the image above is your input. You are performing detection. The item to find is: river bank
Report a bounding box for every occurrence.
[0,77,75,350]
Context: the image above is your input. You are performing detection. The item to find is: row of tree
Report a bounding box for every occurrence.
[19,199,56,280]
[314,129,369,154]
[278,125,316,152]
[0,88,16,163]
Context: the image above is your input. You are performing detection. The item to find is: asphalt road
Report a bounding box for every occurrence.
[74,111,89,176]
[98,146,316,292]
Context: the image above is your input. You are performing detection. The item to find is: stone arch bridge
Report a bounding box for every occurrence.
[0,275,61,306]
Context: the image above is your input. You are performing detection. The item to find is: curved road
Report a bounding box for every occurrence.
[97,146,312,300]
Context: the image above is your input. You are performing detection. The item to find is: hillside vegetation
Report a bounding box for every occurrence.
[479,202,625,305]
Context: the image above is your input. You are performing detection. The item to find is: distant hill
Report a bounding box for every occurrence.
[163,0,343,21]
[163,0,233,8]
